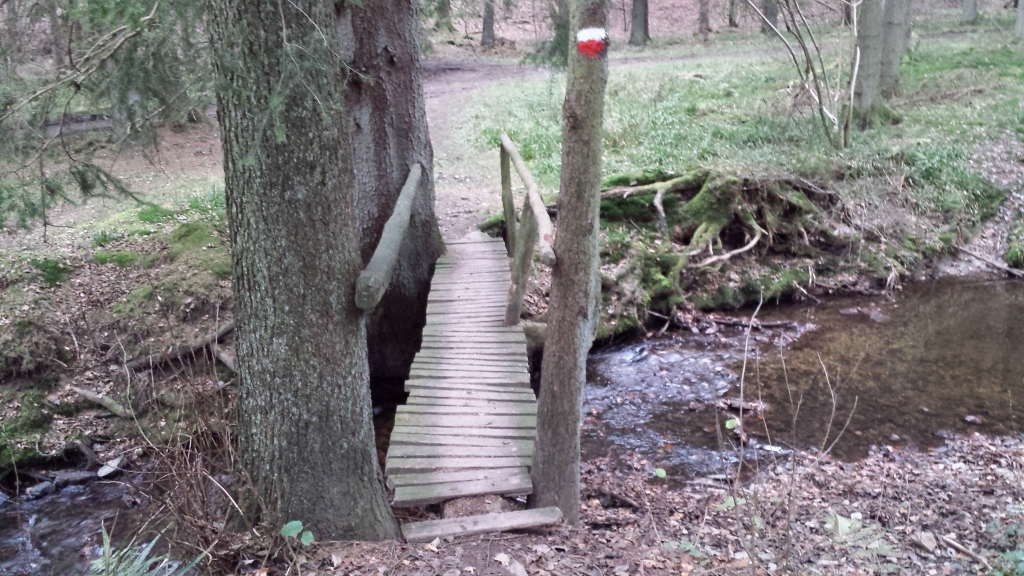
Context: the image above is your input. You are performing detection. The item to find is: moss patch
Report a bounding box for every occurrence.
[167,222,231,279]
[93,251,156,268]
[29,258,74,286]
[138,205,177,223]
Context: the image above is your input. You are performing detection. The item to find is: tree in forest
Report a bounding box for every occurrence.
[530,0,572,66]
[729,0,741,28]
[531,0,609,524]
[699,0,712,40]
[629,0,650,46]
[962,0,978,23]
[483,0,496,47]
[339,0,444,398]
[1017,0,1024,39]
[207,0,397,539]
[854,0,911,128]
[435,0,456,31]
[761,0,779,32]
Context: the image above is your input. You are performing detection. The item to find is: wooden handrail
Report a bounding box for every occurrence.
[499,132,555,266]
[499,132,557,326]
[355,163,422,311]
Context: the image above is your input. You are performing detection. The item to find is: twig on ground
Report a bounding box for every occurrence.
[125,321,235,371]
[939,535,992,571]
[70,385,131,418]
[960,247,1024,278]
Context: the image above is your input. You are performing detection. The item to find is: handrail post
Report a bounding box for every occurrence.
[355,163,423,311]
[499,132,556,267]
[500,147,517,257]
[505,200,538,326]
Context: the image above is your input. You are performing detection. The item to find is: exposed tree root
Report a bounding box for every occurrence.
[693,227,763,268]
[70,385,131,418]
[125,321,235,372]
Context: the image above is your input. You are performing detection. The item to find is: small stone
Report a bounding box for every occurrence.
[913,531,938,553]
[98,456,123,478]
[26,481,55,499]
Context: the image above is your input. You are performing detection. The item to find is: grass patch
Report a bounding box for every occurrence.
[29,258,74,286]
[93,251,156,268]
[187,187,226,215]
[168,221,231,279]
[138,205,176,223]
[92,230,122,246]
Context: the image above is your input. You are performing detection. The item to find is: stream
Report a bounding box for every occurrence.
[583,277,1024,479]
[3,277,1022,573]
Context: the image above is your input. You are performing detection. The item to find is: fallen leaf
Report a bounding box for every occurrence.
[494,553,510,567]
[331,553,344,568]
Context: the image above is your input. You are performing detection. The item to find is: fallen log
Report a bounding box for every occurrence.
[125,321,235,372]
[70,386,131,418]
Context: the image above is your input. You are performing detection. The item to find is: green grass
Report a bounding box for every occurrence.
[93,251,156,268]
[29,258,74,286]
[137,205,176,223]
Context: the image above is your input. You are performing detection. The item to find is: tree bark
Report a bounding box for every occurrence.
[853,0,885,129]
[47,0,66,68]
[629,0,649,46]
[698,0,711,40]
[483,0,496,47]
[842,1,853,25]
[728,0,740,28]
[962,0,978,23]
[338,0,444,397]
[208,0,397,540]
[435,0,455,31]
[1017,0,1024,39]
[879,0,908,97]
[532,0,608,525]
[760,0,778,33]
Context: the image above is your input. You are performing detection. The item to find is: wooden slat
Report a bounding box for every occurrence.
[422,334,526,343]
[406,396,535,408]
[390,425,535,439]
[410,365,529,375]
[387,467,527,489]
[388,443,533,459]
[415,349,524,358]
[386,456,532,474]
[394,413,535,429]
[403,388,534,402]
[389,433,533,448]
[405,380,530,392]
[401,508,562,543]
[407,373,530,383]
[393,474,533,507]
[398,403,536,415]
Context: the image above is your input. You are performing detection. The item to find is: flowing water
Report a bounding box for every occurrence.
[583,277,1024,478]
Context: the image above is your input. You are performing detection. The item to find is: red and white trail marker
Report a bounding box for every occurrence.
[576,27,608,59]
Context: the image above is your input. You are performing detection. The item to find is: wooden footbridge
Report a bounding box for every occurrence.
[356,135,562,542]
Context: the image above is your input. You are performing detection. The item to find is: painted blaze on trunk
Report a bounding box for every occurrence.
[208,0,397,540]
[532,0,609,525]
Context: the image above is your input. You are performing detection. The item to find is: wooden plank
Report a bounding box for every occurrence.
[387,456,532,474]
[398,403,536,415]
[401,508,562,543]
[410,365,529,375]
[394,412,535,429]
[407,372,530,382]
[392,474,532,507]
[388,443,533,459]
[422,332,526,341]
[405,381,530,393]
[415,349,524,358]
[404,388,534,402]
[390,425,535,439]
[406,397,535,408]
[413,356,528,365]
[418,341,524,351]
[420,326,523,334]
[389,433,533,449]
[387,467,526,489]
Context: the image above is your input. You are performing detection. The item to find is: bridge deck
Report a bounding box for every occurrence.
[387,236,537,514]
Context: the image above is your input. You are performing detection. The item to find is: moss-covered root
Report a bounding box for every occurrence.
[680,175,743,257]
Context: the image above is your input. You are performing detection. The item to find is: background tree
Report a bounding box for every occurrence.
[207,0,397,539]
[761,0,778,32]
[962,0,978,23]
[1017,0,1024,39]
[435,0,456,31]
[729,0,740,28]
[699,0,711,40]
[629,0,649,46]
[853,0,886,128]
[483,0,496,47]
[532,0,608,524]
[339,0,444,396]
[880,0,910,97]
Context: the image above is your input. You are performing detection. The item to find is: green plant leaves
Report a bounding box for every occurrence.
[280,520,303,537]
[654,468,667,478]
[725,418,739,430]
[300,530,314,546]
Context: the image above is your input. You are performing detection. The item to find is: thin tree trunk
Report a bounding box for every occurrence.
[698,0,711,40]
[47,0,65,68]
[208,0,397,540]
[728,0,740,28]
[629,0,649,45]
[1017,0,1024,39]
[339,0,444,399]
[547,0,572,65]
[532,0,608,525]
[760,0,778,33]
[853,0,885,129]
[842,1,853,25]
[962,0,978,23]
[483,0,496,46]
[436,0,455,31]
[879,0,908,97]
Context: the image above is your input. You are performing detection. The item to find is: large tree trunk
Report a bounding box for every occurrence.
[1017,0,1024,39]
[483,0,496,47]
[338,0,444,399]
[962,0,978,23]
[760,0,778,32]
[435,0,455,31]
[879,0,909,97]
[728,0,740,28]
[532,0,608,525]
[853,0,885,129]
[208,0,397,540]
[629,0,649,45]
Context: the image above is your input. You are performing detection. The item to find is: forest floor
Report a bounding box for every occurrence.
[1,8,1024,576]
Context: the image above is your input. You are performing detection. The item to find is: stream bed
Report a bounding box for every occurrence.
[583,277,1024,479]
